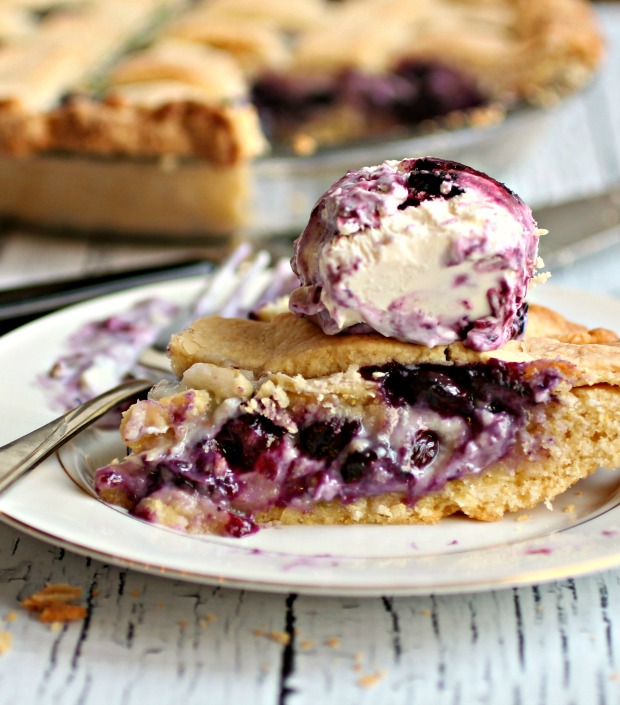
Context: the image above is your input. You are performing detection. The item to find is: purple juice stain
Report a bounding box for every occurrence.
[526,547,553,555]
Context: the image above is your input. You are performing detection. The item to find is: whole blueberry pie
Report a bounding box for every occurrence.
[0,0,604,236]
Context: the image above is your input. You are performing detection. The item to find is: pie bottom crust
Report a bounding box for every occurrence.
[0,155,249,236]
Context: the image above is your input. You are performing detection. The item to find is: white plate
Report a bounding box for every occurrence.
[1,280,620,596]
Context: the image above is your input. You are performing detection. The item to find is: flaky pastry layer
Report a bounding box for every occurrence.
[169,304,620,385]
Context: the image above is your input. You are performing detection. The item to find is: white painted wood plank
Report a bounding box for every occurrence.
[0,527,290,704]
[5,514,620,705]
[1,7,620,705]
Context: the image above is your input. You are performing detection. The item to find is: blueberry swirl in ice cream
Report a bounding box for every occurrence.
[289,157,543,351]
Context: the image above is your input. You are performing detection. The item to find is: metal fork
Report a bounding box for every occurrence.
[137,243,271,373]
[0,378,153,494]
[0,246,285,495]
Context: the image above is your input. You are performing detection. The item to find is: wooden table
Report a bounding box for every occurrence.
[1,5,619,703]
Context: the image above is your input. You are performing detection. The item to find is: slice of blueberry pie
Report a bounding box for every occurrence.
[93,158,620,537]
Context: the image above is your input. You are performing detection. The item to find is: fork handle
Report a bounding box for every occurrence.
[0,379,152,495]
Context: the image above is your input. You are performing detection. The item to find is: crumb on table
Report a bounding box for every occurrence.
[357,670,386,688]
[253,628,291,646]
[20,583,87,623]
[0,631,11,655]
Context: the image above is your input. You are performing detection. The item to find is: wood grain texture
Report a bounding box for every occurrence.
[2,528,620,704]
[0,5,619,705]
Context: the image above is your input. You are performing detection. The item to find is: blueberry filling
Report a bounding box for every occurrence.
[360,358,557,422]
[298,418,359,462]
[95,359,562,537]
[251,60,485,145]
[215,414,285,473]
[392,60,485,123]
[338,450,373,484]
[410,430,440,469]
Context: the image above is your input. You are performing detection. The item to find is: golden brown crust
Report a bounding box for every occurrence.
[515,0,605,102]
[384,0,604,105]
[44,97,266,164]
[105,41,249,101]
[291,0,602,97]
[0,85,267,163]
[526,303,617,345]
[169,304,620,386]
[0,100,264,163]
[169,312,450,379]
[164,15,291,78]
[0,0,268,162]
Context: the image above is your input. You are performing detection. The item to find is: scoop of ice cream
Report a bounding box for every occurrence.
[289,157,543,351]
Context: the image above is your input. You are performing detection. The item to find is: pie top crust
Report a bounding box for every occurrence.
[0,0,603,161]
[168,304,620,388]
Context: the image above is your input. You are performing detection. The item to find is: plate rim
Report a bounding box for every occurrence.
[1,278,620,596]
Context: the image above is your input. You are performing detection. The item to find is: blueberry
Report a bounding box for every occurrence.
[361,358,561,423]
[393,62,484,124]
[411,430,439,468]
[369,362,471,415]
[398,168,464,209]
[298,419,359,462]
[340,450,376,484]
[172,475,196,491]
[215,414,285,472]
[251,61,486,147]
[202,469,240,498]
[224,513,258,538]
[280,473,320,503]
